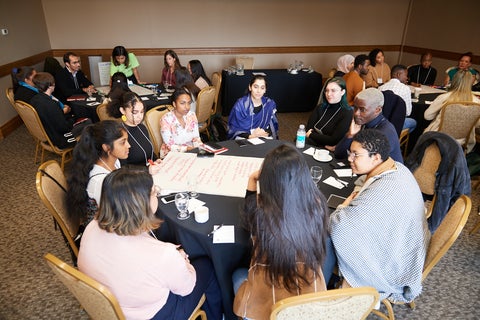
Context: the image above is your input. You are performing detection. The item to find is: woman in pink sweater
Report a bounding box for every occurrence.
[78,167,222,319]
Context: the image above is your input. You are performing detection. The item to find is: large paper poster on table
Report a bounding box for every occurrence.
[153,152,264,198]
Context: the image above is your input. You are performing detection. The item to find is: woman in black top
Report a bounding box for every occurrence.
[306,77,353,147]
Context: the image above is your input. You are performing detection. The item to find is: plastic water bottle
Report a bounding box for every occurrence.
[296,124,306,148]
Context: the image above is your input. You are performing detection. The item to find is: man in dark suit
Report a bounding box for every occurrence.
[54,52,96,103]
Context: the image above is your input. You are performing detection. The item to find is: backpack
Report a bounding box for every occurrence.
[209,115,229,142]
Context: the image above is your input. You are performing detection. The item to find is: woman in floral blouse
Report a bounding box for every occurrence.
[160,88,202,156]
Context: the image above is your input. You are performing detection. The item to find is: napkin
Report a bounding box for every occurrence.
[213,225,235,243]
[86,102,101,106]
[141,96,149,101]
[248,137,265,145]
[303,147,316,156]
[323,176,346,189]
[334,168,355,178]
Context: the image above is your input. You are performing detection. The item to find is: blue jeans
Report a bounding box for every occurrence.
[152,257,223,320]
[403,117,417,132]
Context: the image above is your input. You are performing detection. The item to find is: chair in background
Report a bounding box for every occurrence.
[412,143,441,219]
[44,253,125,320]
[96,103,120,122]
[144,105,172,157]
[235,56,255,69]
[438,101,480,151]
[196,86,216,140]
[410,195,471,309]
[6,87,15,108]
[270,287,379,320]
[14,100,73,170]
[399,128,410,159]
[36,160,79,263]
[211,72,222,115]
[43,56,63,78]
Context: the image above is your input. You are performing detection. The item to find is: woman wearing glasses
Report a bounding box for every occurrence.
[330,129,429,304]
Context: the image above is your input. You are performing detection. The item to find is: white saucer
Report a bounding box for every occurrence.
[313,154,332,162]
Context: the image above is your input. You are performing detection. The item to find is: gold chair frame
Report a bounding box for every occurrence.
[44,253,126,320]
[144,105,172,157]
[13,100,73,170]
[196,86,216,140]
[438,101,480,150]
[36,160,79,260]
[270,287,380,320]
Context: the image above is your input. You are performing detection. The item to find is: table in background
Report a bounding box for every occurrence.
[220,69,323,116]
[409,92,443,153]
[155,139,354,319]
[68,85,172,122]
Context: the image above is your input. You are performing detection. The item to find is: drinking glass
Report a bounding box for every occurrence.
[187,177,198,199]
[151,84,158,98]
[163,81,170,91]
[175,192,190,220]
[310,166,323,185]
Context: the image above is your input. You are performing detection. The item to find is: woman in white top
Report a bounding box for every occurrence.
[66,121,130,235]
[424,70,480,152]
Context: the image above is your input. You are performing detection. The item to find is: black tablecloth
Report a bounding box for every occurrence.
[68,93,171,123]
[221,69,323,116]
[155,139,354,319]
[409,92,442,153]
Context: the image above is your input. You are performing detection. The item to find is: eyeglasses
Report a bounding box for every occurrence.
[347,150,374,160]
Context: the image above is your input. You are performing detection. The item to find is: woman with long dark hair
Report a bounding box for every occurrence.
[110,45,144,84]
[233,144,332,319]
[66,120,129,234]
[161,49,182,87]
[188,59,212,90]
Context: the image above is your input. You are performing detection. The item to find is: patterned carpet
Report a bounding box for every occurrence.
[0,122,479,320]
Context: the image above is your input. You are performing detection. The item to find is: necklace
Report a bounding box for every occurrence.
[123,123,154,166]
[314,105,342,134]
[417,67,432,85]
[99,157,114,172]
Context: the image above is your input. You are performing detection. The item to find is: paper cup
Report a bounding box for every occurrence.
[195,206,209,223]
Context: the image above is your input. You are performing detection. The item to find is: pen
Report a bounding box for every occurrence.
[334,177,348,186]
[208,224,224,237]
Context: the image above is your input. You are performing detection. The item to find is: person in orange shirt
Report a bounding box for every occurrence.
[344,54,370,106]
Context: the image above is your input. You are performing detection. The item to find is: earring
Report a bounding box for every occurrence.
[121,114,127,122]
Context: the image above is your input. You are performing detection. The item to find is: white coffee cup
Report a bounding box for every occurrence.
[414,87,421,99]
[315,149,330,160]
[195,206,209,223]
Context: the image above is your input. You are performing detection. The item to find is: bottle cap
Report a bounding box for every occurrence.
[299,124,305,129]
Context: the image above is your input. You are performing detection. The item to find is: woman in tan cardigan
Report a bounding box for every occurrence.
[233,144,331,320]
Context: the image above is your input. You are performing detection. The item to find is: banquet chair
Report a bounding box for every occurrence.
[211,72,222,115]
[399,128,410,159]
[14,100,73,170]
[144,105,172,157]
[196,86,216,140]
[44,253,126,320]
[36,160,79,264]
[235,56,255,69]
[412,143,441,219]
[270,287,379,320]
[97,103,120,122]
[438,101,480,151]
[409,195,471,309]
